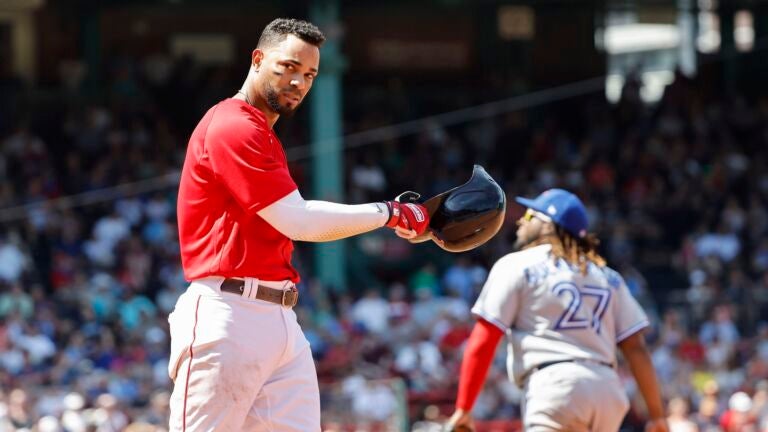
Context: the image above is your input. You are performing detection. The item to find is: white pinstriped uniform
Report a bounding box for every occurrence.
[472,244,649,431]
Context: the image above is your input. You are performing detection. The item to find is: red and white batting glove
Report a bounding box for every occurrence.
[384,200,429,237]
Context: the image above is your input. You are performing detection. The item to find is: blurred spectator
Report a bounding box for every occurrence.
[699,305,740,347]
[352,288,390,335]
[60,392,86,432]
[0,233,28,283]
[694,223,741,263]
[720,392,756,432]
[92,394,129,432]
[409,263,440,298]
[12,321,56,366]
[117,289,156,332]
[0,283,33,320]
[134,391,169,427]
[442,256,487,304]
[6,389,32,430]
[350,154,387,202]
[667,396,698,432]
[411,404,446,432]
[692,395,721,432]
[351,380,398,423]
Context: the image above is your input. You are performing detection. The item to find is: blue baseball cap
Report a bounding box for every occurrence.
[515,188,588,238]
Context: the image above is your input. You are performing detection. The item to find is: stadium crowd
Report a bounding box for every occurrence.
[0,49,767,432]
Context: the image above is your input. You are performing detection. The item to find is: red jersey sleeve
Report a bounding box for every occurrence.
[455,318,504,411]
[206,106,297,215]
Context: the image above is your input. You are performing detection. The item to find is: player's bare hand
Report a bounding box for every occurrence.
[645,418,669,432]
[394,226,417,239]
[444,409,474,432]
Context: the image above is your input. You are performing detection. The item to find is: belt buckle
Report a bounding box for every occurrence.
[281,289,296,307]
[281,290,289,307]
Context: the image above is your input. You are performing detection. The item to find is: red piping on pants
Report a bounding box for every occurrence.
[182,295,202,431]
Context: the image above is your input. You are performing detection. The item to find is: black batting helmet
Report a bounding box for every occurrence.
[403,165,506,253]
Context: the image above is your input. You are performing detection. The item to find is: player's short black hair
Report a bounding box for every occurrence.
[258,18,326,48]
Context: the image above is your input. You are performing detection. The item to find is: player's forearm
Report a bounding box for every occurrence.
[619,332,665,420]
[624,347,665,419]
[456,319,504,411]
[258,190,388,241]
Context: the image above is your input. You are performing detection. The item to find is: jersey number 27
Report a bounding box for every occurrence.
[551,282,611,333]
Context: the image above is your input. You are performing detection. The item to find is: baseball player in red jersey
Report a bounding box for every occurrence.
[169,18,429,431]
[445,189,668,432]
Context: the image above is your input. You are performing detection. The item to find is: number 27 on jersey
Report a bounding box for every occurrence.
[551,282,611,333]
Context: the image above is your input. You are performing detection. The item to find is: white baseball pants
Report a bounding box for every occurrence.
[522,361,629,432]
[167,277,320,431]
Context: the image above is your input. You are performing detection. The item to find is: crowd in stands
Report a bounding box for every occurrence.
[0,44,767,432]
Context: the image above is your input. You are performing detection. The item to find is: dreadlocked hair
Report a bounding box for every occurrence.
[524,226,606,275]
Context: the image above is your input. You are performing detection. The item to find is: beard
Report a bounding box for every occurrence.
[513,235,529,250]
[513,227,540,250]
[264,83,301,117]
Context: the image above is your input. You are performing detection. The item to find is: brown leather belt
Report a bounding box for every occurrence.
[220,278,298,307]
